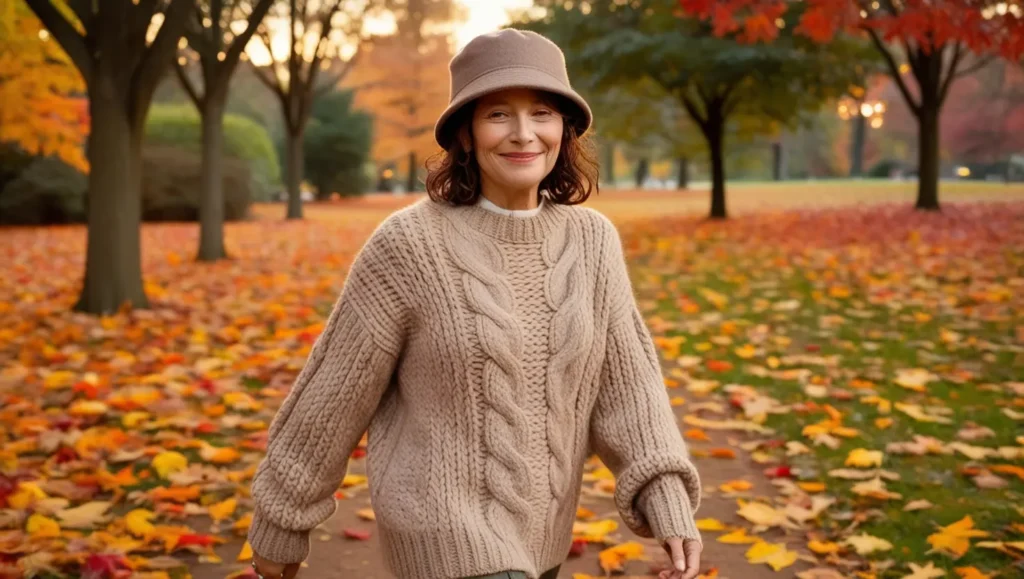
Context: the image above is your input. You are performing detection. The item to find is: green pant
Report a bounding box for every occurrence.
[465,565,561,579]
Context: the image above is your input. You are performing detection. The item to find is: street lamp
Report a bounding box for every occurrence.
[838,96,886,177]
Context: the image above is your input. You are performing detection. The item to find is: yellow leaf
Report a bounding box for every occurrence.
[208,497,237,522]
[26,513,62,538]
[927,516,990,558]
[745,540,798,571]
[718,528,760,544]
[845,448,884,468]
[875,417,894,429]
[9,481,48,509]
[735,344,757,359]
[737,501,790,528]
[598,541,645,573]
[797,482,826,493]
[896,403,953,424]
[851,477,902,500]
[719,479,753,493]
[808,540,840,554]
[573,519,618,542]
[902,562,946,579]
[356,508,376,521]
[669,396,686,407]
[56,501,112,529]
[237,542,253,562]
[151,451,188,479]
[844,533,893,555]
[342,474,368,487]
[122,411,150,428]
[696,518,727,531]
[953,567,992,579]
[894,368,937,391]
[125,509,157,538]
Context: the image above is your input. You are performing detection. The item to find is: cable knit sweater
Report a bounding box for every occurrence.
[247,196,702,579]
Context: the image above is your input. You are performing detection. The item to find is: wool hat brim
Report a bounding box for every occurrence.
[434,66,593,150]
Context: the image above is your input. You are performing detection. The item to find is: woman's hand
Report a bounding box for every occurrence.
[251,553,301,579]
[658,537,702,579]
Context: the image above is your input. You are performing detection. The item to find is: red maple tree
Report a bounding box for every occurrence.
[679,0,1024,210]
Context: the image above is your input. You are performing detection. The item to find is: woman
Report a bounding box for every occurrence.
[249,29,703,579]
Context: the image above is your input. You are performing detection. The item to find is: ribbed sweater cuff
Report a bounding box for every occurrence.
[247,512,311,564]
[637,475,701,543]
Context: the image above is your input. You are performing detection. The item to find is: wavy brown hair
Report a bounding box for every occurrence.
[425,94,600,206]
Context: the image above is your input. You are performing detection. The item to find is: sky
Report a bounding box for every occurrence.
[454,0,536,49]
[244,0,535,66]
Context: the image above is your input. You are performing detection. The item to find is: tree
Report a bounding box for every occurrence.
[174,0,273,261]
[344,0,459,193]
[529,0,864,218]
[250,0,381,219]
[0,3,87,171]
[304,88,373,197]
[945,59,1024,173]
[24,0,195,314]
[679,0,1024,210]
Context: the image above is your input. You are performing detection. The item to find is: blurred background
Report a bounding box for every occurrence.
[1,2,1023,579]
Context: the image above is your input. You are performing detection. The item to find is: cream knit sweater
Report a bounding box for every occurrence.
[248,196,702,579]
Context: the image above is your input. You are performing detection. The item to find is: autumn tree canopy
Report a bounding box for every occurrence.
[679,0,1024,210]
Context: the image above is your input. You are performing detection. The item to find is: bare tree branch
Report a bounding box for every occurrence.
[866,26,921,115]
[133,0,196,123]
[24,0,93,81]
[939,41,965,105]
[953,53,995,79]
[66,0,95,34]
[174,60,204,108]
[222,0,274,74]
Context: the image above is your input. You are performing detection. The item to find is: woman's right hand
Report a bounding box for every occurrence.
[252,553,301,579]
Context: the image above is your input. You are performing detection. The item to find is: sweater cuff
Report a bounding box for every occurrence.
[637,475,701,543]
[247,511,311,564]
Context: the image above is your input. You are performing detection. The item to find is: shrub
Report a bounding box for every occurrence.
[141,145,251,222]
[145,105,280,201]
[0,155,86,225]
[304,89,373,197]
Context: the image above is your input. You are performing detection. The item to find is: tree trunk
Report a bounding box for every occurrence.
[74,79,149,314]
[634,157,649,188]
[286,128,304,220]
[604,142,615,186]
[706,121,727,219]
[197,97,227,261]
[771,141,785,181]
[916,101,941,211]
[850,112,867,177]
[676,156,689,190]
[406,150,417,193]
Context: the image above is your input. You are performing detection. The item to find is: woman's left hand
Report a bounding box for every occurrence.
[658,537,702,579]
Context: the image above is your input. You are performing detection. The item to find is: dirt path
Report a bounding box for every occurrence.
[190,385,808,579]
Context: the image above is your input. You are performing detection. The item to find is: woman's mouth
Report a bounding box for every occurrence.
[500,152,541,164]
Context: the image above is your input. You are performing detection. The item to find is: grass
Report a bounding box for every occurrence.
[624,200,1024,576]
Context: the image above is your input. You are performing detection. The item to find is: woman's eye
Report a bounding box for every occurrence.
[534,109,554,117]
[488,111,509,119]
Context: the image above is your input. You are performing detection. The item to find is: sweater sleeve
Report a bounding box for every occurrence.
[588,220,702,543]
[247,219,411,564]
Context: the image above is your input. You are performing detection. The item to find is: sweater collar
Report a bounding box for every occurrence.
[427,194,570,244]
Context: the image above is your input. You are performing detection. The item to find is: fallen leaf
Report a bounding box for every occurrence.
[845,448,884,468]
[151,451,189,479]
[904,499,935,512]
[844,533,894,555]
[598,541,645,573]
[745,540,798,571]
[902,562,946,579]
[927,516,990,558]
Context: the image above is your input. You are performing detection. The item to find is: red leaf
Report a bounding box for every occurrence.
[568,538,587,558]
[174,534,218,549]
[82,554,132,579]
[343,528,371,541]
[763,466,793,479]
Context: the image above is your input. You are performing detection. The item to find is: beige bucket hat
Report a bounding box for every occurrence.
[434,29,593,149]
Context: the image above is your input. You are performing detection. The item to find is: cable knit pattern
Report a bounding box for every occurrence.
[441,217,534,536]
[247,197,701,579]
[540,218,591,540]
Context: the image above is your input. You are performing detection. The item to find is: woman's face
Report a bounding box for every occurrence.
[469,88,564,196]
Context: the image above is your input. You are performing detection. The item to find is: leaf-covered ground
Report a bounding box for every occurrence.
[1,187,1022,578]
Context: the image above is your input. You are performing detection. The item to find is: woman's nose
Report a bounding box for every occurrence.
[510,113,536,144]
